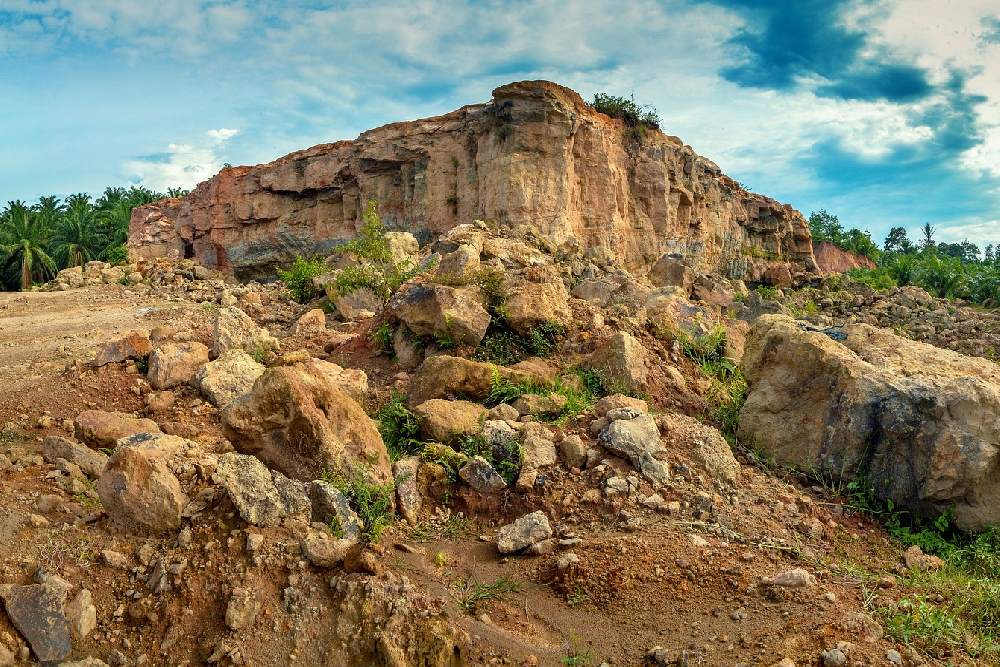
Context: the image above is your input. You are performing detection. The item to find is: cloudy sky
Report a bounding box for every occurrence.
[1,0,998,246]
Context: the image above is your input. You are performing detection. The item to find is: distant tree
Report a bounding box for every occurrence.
[0,201,57,289]
[53,193,101,267]
[920,223,937,251]
[984,244,995,265]
[842,227,880,260]
[883,227,914,254]
[808,210,845,246]
[938,240,981,263]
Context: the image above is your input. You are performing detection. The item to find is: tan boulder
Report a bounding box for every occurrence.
[583,332,650,395]
[502,279,572,337]
[147,341,209,390]
[407,355,549,404]
[648,254,692,291]
[74,410,160,448]
[222,362,391,483]
[212,306,279,358]
[390,283,490,347]
[413,399,487,444]
[41,436,108,478]
[96,435,188,534]
[740,315,1000,530]
[292,308,327,335]
[93,330,152,367]
[195,349,266,407]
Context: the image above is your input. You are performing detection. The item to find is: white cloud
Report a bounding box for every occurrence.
[937,218,1000,246]
[122,128,239,192]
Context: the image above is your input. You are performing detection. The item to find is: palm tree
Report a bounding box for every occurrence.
[0,201,57,289]
[53,193,101,268]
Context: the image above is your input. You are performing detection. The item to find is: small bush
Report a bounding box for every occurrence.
[376,393,424,461]
[754,285,780,300]
[457,577,521,615]
[848,266,897,291]
[278,256,326,303]
[102,244,129,266]
[370,323,394,353]
[591,92,660,130]
[324,467,395,542]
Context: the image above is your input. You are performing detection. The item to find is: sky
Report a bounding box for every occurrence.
[1,0,998,247]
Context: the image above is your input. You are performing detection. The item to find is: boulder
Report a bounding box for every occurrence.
[408,355,548,404]
[558,434,587,469]
[599,412,669,486]
[292,308,327,336]
[658,413,740,485]
[330,287,382,320]
[93,330,152,367]
[392,456,422,524]
[390,283,490,347]
[383,231,420,266]
[436,244,481,280]
[41,435,108,478]
[212,306,279,358]
[222,362,391,483]
[502,279,572,337]
[214,452,310,527]
[195,349,266,407]
[301,526,357,568]
[511,392,567,417]
[459,456,506,493]
[147,341,209,390]
[97,436,188,533]
[0,582,71,662]
[74,410,160,448]
[392,326,424,369]
[412,399,487,444]
[584,332,651,395]
[648,254,692,291]
[496,511,553,554]
[301,358,368,404]
[740,315,1000,530]
[310,480,362,540]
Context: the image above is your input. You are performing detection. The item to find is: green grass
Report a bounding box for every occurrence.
[754,285,780,300]
[483,367,596,424]
[457,577,521,614]
[322,467,395,543]
[277,256,326,303]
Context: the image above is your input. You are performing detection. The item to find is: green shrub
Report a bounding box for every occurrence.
[102,244,129,266]
[337,200,392,264]
[277,256,326,303]
[754,285,780,300]
[457,433,523,486]
[591,93,660,129]
[370,323,394,353]
[376,393,424,461]
[323,467,395,542]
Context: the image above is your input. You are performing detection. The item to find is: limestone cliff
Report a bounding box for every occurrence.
[129,81,816,282]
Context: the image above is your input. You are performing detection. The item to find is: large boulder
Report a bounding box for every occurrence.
[196,349,266,407]
[390,283,490,347]
[412,399,487,444]
[502,279,572,337]
[96,434,189,533]
[740,315,1000,530]
[408,355,548,404]
[147,341,209,390]
[212,306,279,358]
[222,362,391,483]
[583,332,651,395]
[74,410,160,448]
[93,330,152,367]
[214,452,310,527]
[648,254,692,291]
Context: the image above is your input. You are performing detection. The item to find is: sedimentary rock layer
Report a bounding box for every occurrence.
[129,80,816,281]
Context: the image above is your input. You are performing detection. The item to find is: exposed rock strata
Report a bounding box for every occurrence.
[129,81,815,283]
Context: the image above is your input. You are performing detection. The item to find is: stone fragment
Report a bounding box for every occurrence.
[214,453,310,527]
[41,436,108,479]
[0,582,71,663]
[65,588,97,639]
[212,306,278,358]
[765,568,816,588]
[459,456,506,493]
[97,437,188,534]
[599,413,669,485]
[93,330,152,367]
[496,511,553,554]
[74,410,160,448]
[147,341,209,390]
[558,434,587,469]
[225,587,261,631]
[310,481,362,540]
[392,456,422,524]
[502,279,572,337]
[195,349,265,407]
[413,399,487,444]
[390,283,490,347]
[584,332,651,394]
[301,526,356,568]
[292,308,326,335]
[408,355,547,404]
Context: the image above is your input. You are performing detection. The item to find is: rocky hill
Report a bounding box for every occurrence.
[1,82,997,667]
[129,81,816,285]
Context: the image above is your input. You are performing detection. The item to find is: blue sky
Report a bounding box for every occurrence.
[1,0,998,247]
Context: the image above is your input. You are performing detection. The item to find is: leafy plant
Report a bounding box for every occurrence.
[370,323,394,353]
[591,92,660,130]
[457,577,521,614]
[376,393,424,461]
[323,467,395,542]
[277,256,326,303]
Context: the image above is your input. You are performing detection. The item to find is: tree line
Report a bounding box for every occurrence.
[810,210,1000,305]
[0,186,187,291]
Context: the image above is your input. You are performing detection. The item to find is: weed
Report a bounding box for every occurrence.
[376,393,424,461]
[277,256,326,303]
[457,433,523,486]
[433,551,449,567]
[457,577,521,614]
[561,633,594,666]
[322,467,395,542]
[566,587,590,606]
[591,92,660,130]
[248,342,269,365]
[370,323,394,353]
[754,285,780,300]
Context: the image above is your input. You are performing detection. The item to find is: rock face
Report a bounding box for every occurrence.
[221,362,391,483]
[129,81,815,282]
[813,241,876,275]
[740,315,1000,530]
